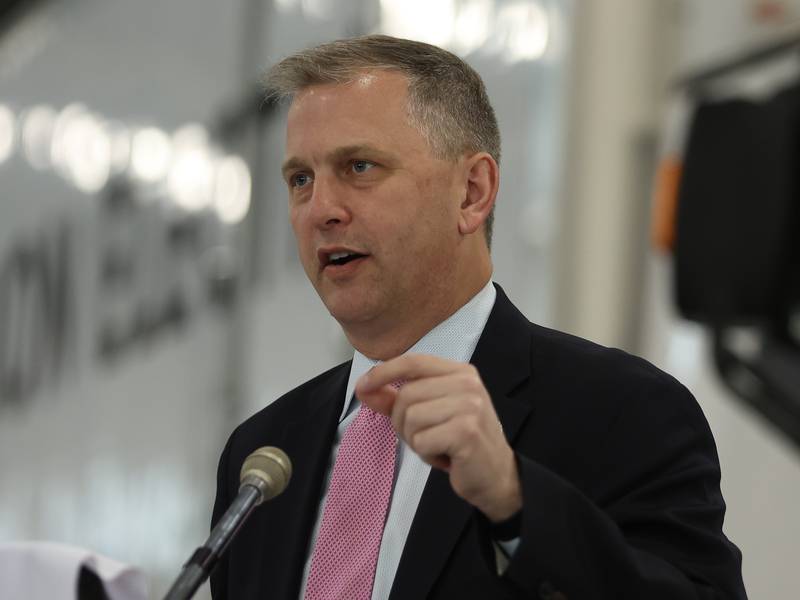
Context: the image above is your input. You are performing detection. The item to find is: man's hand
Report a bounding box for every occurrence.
[355,354,522,523]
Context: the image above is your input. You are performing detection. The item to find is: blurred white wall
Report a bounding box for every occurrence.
[0,1,257,597]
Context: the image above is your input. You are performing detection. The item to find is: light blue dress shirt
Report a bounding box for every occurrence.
[298,280,518,600]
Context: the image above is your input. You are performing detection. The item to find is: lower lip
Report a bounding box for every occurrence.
[323,255,369,277]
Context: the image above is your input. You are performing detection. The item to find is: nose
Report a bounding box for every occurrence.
[308,173,350,230]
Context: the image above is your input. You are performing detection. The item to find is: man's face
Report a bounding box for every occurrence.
[283,70,466,334]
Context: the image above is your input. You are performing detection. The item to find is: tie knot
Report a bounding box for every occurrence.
[357,404,394,437]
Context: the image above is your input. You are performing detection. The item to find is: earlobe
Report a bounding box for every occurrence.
[458,153,498,235]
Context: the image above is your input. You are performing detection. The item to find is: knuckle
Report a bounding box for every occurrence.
[459,414,481,441]
[457,371,474,387]
[465,368,483,391]
[465,394,483,411]
[404,402,420,427]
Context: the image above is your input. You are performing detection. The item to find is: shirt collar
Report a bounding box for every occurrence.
[341,280,497,421]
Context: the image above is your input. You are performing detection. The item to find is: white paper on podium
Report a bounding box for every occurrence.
[0,541,148,600]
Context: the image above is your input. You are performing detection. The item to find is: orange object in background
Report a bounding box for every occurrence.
[651,156,683,253]
[752,0,788,22]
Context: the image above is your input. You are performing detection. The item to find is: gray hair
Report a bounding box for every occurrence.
[264,34,500,248]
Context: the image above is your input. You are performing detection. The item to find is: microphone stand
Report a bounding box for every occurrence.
[162,447,291,600]
[163,480,263,600]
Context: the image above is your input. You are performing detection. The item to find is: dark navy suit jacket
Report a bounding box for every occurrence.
[210,284,746,599]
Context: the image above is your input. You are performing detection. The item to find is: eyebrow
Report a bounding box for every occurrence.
[330,144,393,163]
[281,157,307,180]
[281,144,394,179]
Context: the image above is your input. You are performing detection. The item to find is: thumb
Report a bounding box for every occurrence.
[356,379,399,416]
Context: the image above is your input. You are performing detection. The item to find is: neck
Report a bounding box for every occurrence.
[344,259,492,361]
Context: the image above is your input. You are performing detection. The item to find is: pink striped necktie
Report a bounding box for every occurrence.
[303,402,398,600]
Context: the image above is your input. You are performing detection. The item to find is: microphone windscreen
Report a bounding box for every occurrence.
[239,446,292,502]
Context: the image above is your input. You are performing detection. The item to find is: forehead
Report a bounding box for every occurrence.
[289,69,410,117]
[284,70,429,158]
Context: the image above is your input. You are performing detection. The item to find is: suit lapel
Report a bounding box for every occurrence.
[388,284,535,599]
[250,363,349,599]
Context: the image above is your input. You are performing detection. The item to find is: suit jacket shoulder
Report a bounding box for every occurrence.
[524,320,713,456]
[468,287,745,600]
[408,283,745,599]
[228,359,352,449]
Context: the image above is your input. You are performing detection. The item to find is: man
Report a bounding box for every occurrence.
[211,35,746,600]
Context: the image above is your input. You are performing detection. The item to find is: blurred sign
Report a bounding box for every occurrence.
[0,183,241,408]
[0,218,71,405]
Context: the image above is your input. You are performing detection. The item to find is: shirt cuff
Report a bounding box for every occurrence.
[489,508,522,541]
[492,538,520,575]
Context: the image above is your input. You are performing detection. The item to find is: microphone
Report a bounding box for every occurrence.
[162,446,292,600]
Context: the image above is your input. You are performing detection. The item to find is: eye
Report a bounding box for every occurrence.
[351,160,375,174]
[291,172,313,188]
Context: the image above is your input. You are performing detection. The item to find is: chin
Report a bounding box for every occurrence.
[328,307,379,328]
[323,295,379,327]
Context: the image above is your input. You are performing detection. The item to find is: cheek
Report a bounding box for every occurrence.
[289,205,309,238]
[418,165,461,210]
[289,210,314,260]
[383,204,453,269]
[414,179,461,242]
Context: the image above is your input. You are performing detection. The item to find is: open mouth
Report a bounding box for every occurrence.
[326,251,367,267]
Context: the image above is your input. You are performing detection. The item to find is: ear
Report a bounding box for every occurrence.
[458,152,499,237]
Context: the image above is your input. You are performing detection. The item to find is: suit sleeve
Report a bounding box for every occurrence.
[501,379,747,599]
[209,432,234,600]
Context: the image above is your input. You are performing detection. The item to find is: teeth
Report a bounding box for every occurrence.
[329,251,353,261]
